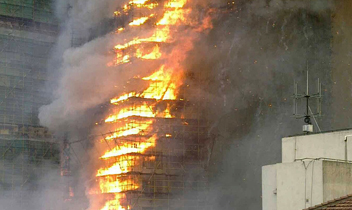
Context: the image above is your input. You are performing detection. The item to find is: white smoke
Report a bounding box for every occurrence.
[39,0,132,133]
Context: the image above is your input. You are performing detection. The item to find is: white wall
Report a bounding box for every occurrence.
[263,129,352,210]
[263,160,324,210]
[277,161,323,210]
[323,161,352,201]
[262,165,277,210]
[282,130,352,163]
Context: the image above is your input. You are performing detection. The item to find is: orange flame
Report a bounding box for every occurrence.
[93,0,214,209]
[141,65,178,100]
[114,27,171,51]
[105,120,153,140]
[165,0,187,8]
[135,45,162,60]
[129,0,149,4]
[101,136,156,159]
[129,17,149,26]
[157,9,190,25]
[100,194,130,210]
[105,102,172,123]
[111,92,138,104]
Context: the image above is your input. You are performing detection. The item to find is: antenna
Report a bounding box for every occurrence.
[293,71,322,134]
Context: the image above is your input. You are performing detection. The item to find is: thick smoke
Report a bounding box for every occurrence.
[39,0,128,135]
[55,0,123,26]
[184,0,335,209]
[0,158,63,210]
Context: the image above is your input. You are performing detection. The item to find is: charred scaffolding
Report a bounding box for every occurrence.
[86,0,213,210]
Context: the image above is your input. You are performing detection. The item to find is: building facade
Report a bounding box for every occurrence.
[262,129,352,210]
[0,0,60,205]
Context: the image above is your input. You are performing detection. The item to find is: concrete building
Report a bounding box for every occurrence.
[262,129,352,210]
[303,194,352,210]
[0,0,60,206]
[262,1,352,209]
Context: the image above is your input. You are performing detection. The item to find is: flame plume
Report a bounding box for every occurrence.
[90,0,213,209]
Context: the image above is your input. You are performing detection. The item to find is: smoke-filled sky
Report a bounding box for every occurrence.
[6,0,348,210]
[185,1,335,209]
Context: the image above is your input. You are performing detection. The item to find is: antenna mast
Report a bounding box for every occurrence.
[293,71,322,133]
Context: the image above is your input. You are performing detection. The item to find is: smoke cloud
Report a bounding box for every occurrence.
[184,0,335,209]
[0,157,63,210]
[39,0,129,134]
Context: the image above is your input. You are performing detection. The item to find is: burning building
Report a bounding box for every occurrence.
[90,87,210,210]
[84,0,213,209]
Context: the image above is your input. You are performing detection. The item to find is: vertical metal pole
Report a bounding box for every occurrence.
[306,70,309,95]
[306,71,310,122]
[293,80,295,115]
[306,96,309,118]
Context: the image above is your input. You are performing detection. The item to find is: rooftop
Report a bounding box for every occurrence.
[287,127,352,138]
[304,194,352,210]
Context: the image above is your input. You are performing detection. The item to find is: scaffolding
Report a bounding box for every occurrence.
[0,0,57,132]
[0,0,56,25]
[0,0,60,203]
[74,1,214,208]
[60,1,213,209]
[0,138,60,189]
[89,75,210,210]
[0,138,60,209]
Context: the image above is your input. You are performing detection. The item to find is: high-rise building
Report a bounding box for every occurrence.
[0,0,60,205]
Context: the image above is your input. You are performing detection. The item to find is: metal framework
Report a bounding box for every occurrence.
[66,2,213,209]
[0,0,57,133]
[89,74,211,210]
[0,0,60,203]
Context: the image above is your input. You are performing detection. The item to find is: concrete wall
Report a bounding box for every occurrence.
[282,130,352,163]
[262,165,277,210]
[277,161,323,210]
[263,129,352,210]
[323,161,352,201]
[262,160,324,210]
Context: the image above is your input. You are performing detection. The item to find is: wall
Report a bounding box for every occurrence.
[282,130,352,163]
[0,0,59,205]
[323,161,352,201]
[0,0,56,24]
[0,0,57,135]
[263,160,324,210]
[262,164,277,210]
[263,129,352,210]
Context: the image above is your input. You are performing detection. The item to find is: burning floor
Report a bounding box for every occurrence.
[79,0,214,209]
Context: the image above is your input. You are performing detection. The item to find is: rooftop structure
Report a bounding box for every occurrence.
[262,129,352,210]
[304,194,352,210]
